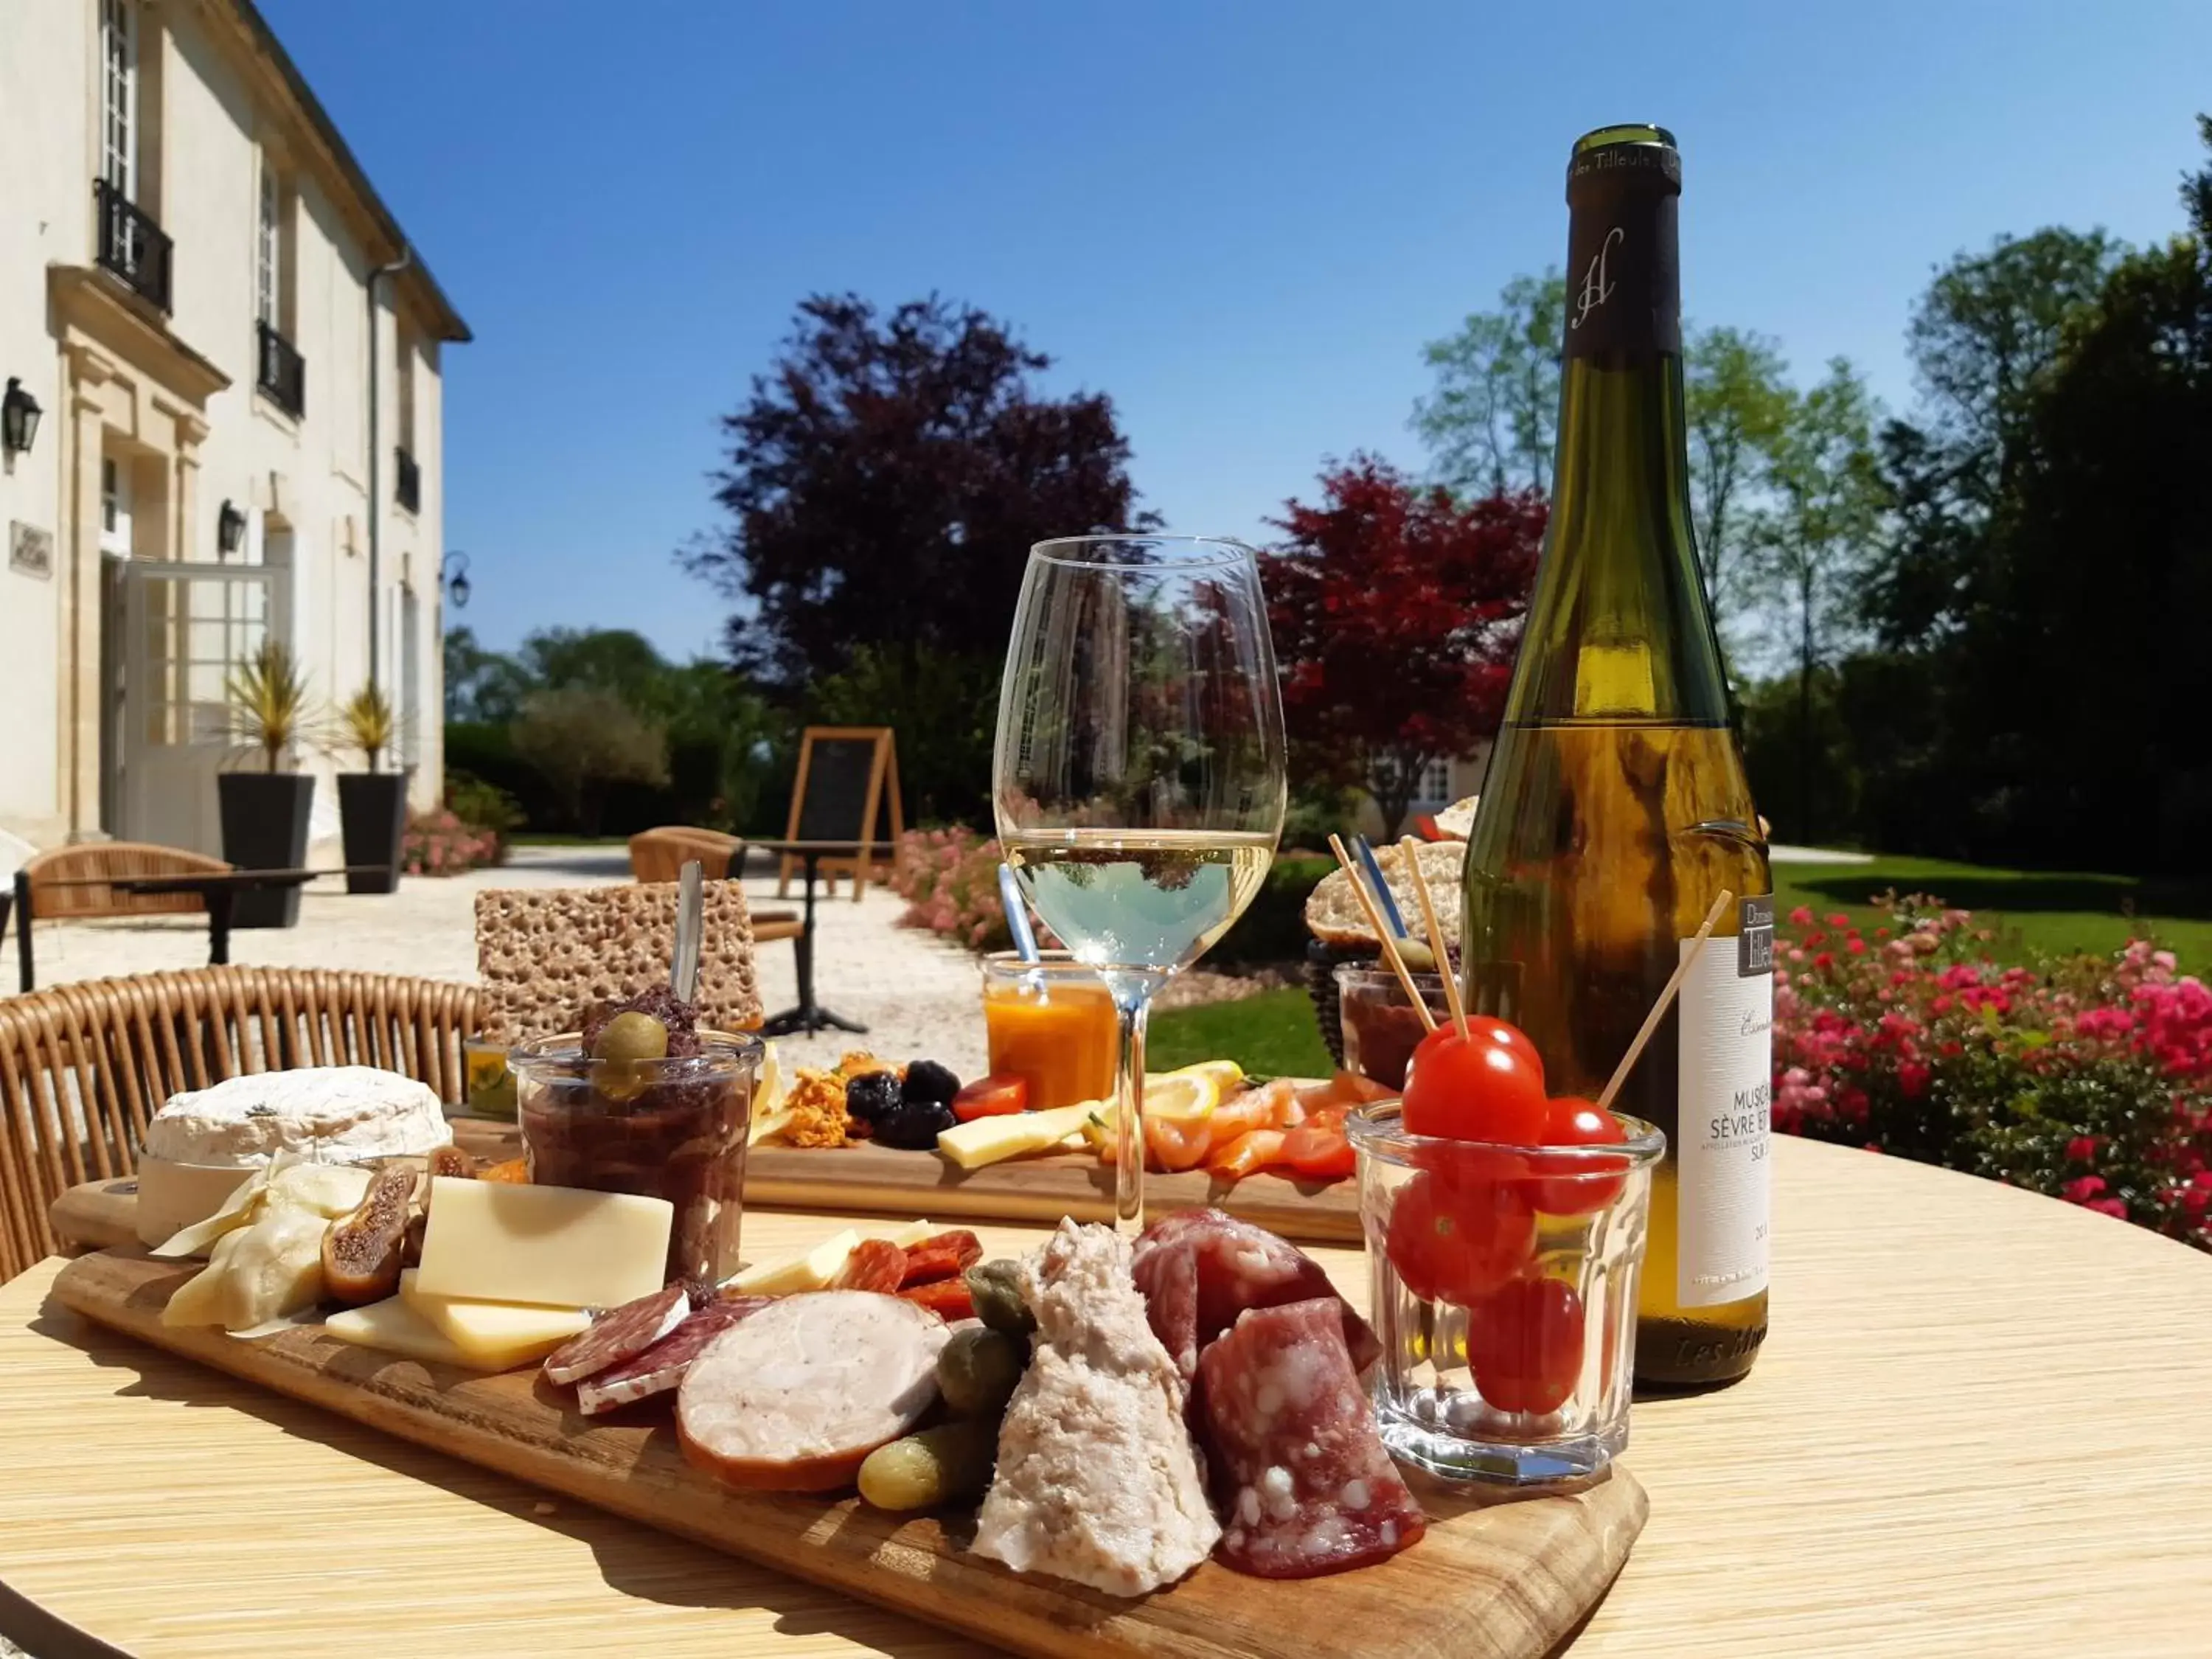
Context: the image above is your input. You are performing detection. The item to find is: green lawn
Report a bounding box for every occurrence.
[1153,854,2212,1079]
[1150,988,1335,1079]
[1774,855,2212,964]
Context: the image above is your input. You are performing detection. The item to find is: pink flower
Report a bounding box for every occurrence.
[2084,1198,2129,1220]
[2066,1135,2100,1164]
[1826,913,1851,929]
[1789,905,1814,928]
[2062,1175,2108,1204]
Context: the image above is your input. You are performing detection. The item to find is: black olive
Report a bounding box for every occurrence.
[874,1099,956,1150]
[845,1070,904,1124]
[901,1059,961,1107]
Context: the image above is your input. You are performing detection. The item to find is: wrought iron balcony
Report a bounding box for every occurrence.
[93,178,173,314]
[394,446,421,514]
[257,319,305,417]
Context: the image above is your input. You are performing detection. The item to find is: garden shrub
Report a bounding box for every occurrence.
[1774,894,2212,1253]
[403,807,505,877]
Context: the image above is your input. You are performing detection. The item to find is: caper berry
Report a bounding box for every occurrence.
[936,1326,1026,1419]
[964,1259,1035,1337]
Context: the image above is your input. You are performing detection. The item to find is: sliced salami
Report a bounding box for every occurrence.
[832,1239,908,1293]
[897,1229,983,1287]
[576,1295,773,1416]
[1132,1209,1380,1381]
[1194,1298,1425,1579]
[541,1284,690,1387]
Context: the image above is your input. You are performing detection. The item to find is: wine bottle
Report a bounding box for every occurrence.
[1460,124,1774,1387]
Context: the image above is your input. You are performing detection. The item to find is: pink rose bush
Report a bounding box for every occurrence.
[1774,895,2212,1253]
[402,807,505,877]
[888,827,1043,954]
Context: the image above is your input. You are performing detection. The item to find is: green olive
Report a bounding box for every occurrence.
[964,1260,1034,1337]
[1394,939,1437,973]
[936,1326,1026,1419]
[857,1419,998,1512]
[593,1011,670,1065]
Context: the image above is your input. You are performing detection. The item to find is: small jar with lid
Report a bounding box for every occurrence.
[508,1031,762,1287]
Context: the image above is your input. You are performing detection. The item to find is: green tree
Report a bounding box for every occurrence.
[810,643,1001,825]
[1748,360,1886,835]
[1413,270,1565,496]
[442,626,529,724]
[1683,324,1792,626]
[509,686,671,838]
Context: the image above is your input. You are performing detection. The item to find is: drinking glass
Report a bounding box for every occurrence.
[994,535,1287,1233]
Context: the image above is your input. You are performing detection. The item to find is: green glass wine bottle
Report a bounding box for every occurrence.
[1461,124,1775,1387]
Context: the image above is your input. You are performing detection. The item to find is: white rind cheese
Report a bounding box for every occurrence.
[142,1067,450,1166]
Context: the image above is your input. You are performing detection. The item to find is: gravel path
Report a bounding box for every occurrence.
[7,846,990,1081]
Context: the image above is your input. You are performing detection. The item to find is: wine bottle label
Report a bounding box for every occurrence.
[1674,896,1774,1306]
[1562,146,1681,361]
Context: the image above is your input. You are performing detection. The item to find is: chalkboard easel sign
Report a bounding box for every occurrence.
[779,727,904,901]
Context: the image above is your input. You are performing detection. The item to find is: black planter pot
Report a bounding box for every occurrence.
[338,771,410,894]
[217,771,315,928]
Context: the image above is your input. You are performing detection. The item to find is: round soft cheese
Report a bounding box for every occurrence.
[142,1067,449,1168]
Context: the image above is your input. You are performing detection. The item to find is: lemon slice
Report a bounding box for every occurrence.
[1142,1069,1225,1125]
[1172,1059,1245,1092]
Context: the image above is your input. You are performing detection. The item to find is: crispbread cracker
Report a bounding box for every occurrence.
[1431,795,1479,841]
[1304,840,1468,950]
[473,882,763,1043]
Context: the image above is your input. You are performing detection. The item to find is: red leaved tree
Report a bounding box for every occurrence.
[1266,456,1545,838]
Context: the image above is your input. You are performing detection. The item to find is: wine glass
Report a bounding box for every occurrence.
[994,535,1287,1234]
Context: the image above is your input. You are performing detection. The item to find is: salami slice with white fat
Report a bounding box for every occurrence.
[1133,1208,1380,1381]
[541,1284,689,1386]
[678,1290,948,1492]
[576,1295,772,1415]
[1195,1298,1425,1579]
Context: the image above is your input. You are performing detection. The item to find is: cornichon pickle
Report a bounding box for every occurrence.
[936,1326,1026,1419]
[856,1419,998,1512]
[964,1259,1034,1336]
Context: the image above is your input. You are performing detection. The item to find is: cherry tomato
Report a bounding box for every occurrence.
[1279,1122,1355,1182]
[1464,1015,1545,1079]
[1400,1024,1549,1145]
[1382,1167,1536,1308]
[1468,1276,1586,1415]
[951,1074,1029,1121]
[1521,1096,1630,1215]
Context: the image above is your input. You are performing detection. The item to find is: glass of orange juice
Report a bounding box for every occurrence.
[981,950,1119,1110]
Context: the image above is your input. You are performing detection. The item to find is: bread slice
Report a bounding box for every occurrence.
[1304,840,1467,950]
[1431,794,1480,841]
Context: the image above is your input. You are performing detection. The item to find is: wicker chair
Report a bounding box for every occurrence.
[16,841,232,921]
[0,967,479,1283]
[627,827,744,883]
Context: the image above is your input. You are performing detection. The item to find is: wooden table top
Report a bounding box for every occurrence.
[5,1135,2212,1658]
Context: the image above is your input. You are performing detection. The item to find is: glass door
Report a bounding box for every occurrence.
[120,560,285,856]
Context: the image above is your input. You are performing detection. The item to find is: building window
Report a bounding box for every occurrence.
[101,0,136,198]
[256,159,281,325]
[1416,759,1453,804]
[100,455,133,556]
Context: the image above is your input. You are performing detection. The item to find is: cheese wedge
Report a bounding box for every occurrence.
[880,1218,939,1248]
[726,1228,859,1295]
[324,1294,557,1372]
[397,1270,593,1366]
[936,1102,1102,1169]
[413,1178,672,1310]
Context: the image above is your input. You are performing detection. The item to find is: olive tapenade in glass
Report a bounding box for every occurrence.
[508,997,762,1287]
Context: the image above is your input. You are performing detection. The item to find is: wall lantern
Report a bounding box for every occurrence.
[442,549,471,609]
[1,378,40,458]
[217,499,248,556]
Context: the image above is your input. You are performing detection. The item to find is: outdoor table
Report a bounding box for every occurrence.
[12,868,387,991]
[4,1135,2211,1657]
[751,838,871,1037]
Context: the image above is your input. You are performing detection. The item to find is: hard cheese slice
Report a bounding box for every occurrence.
[413,1178,672,1310]
[322,1295,556,1372]
[397,1270,592,1364]
[726,1228,858,1295]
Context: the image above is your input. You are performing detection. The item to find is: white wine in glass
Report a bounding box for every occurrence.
[995,536,1287,1234]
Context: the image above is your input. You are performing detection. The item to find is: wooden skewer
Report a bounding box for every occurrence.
[1327,834,1436,1033]
[1399,835,1468,1041]
[1598,888,1734,1112]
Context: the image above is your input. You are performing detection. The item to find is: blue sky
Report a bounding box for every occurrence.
[262,0,2212,664]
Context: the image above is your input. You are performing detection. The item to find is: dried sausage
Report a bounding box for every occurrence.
[897,1229,984,1287]
[1131,1208,1379,1382]
[541,1284,689,1387]
[832,1239,908,1293]
[576,1296,771,1416]
[898,1277,975,1321]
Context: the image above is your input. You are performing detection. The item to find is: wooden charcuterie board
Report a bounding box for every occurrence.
[49,1115,1363,1256]
[50,1248,1644,1659]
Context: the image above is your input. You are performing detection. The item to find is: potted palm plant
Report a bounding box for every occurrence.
[218,639,316,929]
[335,682,408,894]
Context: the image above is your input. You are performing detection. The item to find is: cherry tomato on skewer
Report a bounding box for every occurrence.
[1382,1164,1536,1307]
[1520,1096,1630,1215]
[1401,1019,1548,1146]
[1467,1275,1586,1415]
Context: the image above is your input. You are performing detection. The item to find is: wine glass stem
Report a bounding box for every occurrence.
[1107,973,1161,1237]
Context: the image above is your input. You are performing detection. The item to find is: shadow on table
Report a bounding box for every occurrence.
[32,1302,975,1659]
